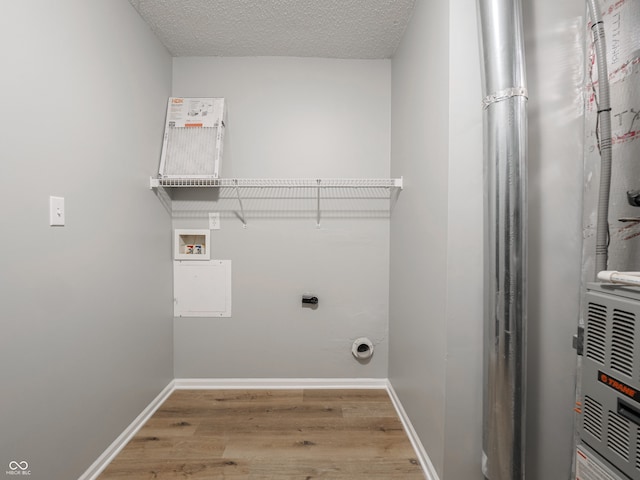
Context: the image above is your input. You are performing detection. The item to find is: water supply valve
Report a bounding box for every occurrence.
[301,295,318,305]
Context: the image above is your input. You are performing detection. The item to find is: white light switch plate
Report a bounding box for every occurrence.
[209,212,220,230]
[49,196,65,226]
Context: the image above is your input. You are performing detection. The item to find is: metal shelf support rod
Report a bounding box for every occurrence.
[234,180,247,228]
[316,179,321,228]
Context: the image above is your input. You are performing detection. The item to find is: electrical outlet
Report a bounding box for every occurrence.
[209,212,221,230]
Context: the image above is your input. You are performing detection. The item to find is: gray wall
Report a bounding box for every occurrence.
[389,0,584,478]
[0,2,173,479]
[389,0,451,476]
[443,0,484,477]
[171,57,392,379]
[524,0,585,478]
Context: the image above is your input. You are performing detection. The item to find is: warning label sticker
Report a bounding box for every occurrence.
[166,97,224,128]
[576,447,622,480]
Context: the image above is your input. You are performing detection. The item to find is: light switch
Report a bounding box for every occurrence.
[49,196,65,226]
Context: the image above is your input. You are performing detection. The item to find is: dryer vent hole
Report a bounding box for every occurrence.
[357,344,370,353]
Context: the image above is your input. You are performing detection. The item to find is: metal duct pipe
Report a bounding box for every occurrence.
[477,0,528,479]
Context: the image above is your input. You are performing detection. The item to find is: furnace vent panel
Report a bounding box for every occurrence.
[580,284,640,479]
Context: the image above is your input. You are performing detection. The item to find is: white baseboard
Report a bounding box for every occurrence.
[386,380,440,480]
[79,378,436,480]
[173,377,389,390]
[78,380,175,480]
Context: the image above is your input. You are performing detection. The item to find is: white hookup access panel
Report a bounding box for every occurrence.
[174,260,231,317]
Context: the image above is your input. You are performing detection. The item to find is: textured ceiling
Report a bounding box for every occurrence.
[129,0,416,59]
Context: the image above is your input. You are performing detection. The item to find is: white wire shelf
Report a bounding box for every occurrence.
[149,177,403,189]
[150,176,403,228]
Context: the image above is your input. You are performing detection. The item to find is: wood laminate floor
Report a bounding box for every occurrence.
[98,389,425,479]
